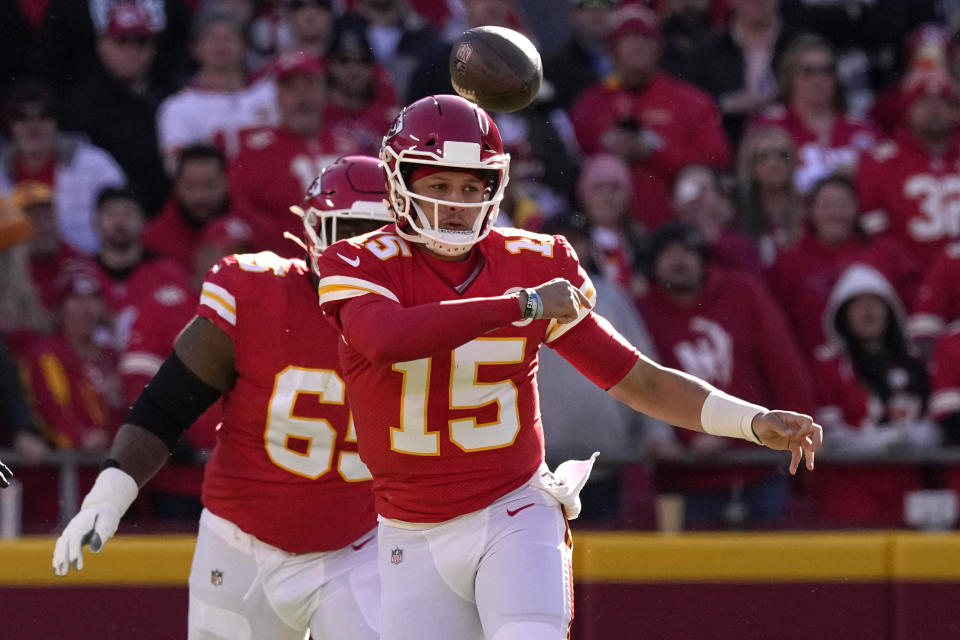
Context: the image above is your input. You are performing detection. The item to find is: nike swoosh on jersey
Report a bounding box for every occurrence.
[352,535,375,551]
[338,253,361,267]
[506,503,535,517]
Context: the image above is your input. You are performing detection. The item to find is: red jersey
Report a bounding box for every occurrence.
[197,252,375,553]
[769,231,914,356]
[29,243,97,311]
[569,72,730,229]
[228,126,340,256]
[751,106,880,193]
[23,334,125,448]
[316,227,636,522]
[639,269,815,416]
[94,253,192,351]
[909,242,960,341]
[931,328,960,420]
[141,199,220,274]
[856,130,960,280]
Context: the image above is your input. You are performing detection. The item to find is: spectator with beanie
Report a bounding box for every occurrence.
[90,187,191,352]
[10,181,97,313]
[570,6,730,230]
[157,7,278,168]
[0,77,125,253]
[229,52,339,255]
[809,264,937,525]
[59,3,173,215]
[142,144,232,274]
[857,68,960,293]
[638,221,815,527]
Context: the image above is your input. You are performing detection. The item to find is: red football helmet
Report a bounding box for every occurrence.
[294,155,391,274]
[380,94,510,256]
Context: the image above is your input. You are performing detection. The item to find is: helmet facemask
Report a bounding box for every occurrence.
[382,141,510,257]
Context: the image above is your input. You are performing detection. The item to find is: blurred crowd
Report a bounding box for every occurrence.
[3,0,960,531]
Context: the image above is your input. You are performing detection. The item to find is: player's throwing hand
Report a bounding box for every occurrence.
[531,278,593,324]
[751,411,823,475]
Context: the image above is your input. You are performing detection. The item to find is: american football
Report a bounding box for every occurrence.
[449,25,543,113]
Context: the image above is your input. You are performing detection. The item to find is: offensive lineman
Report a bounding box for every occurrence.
[52,156,393,640]
[315,95,823,640]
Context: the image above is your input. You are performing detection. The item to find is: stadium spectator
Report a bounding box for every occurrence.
[0,196,51,356]
[575,153,646,295]
[142,144,232,274]
[314,95,819,637]
[0,78,126,254]
[10,182,97,313]
[0,1,42,106]
[658,0,713,82]
[810,264,938,525]
[637,222,816,527]
[22,270,125,452]
[671,164,764,277]
[0,335,38,459]
[570,5,731,229]
[228,52,338,255]
[280,0,338,57]
[90,187,191,352]
[58,3,173,215]
[157,7,278,168]
[751,34,881,194]
[770,175,913,358]
[543,0,618,111]
[537,215,666,526]
[931,326,960,446]
[735,125,803,265]
[691,0,800,144]
[407,0,518,102]
[856,67,960,291]
[908,242,960,348]
[323,25,400,156]
[336,0,441,102]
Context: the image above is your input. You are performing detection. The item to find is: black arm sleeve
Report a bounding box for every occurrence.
[125,351,222,452]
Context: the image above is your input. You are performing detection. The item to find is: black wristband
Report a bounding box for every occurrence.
[100,458,121,471]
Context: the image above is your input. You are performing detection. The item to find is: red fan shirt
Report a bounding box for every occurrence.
[569,72,731,229]
[316,227,638,522]
[910,242,960,341]
[856,130,960,283]
[931,328,960,420]
[197,252,376,553]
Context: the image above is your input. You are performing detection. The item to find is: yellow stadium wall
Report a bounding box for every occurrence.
[2,532,959,639]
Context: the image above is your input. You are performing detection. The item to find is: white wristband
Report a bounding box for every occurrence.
[81,467,139,515]
[700,390,766,445]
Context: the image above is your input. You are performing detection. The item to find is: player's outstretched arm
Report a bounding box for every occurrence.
[607,353,821,475]
[0,459,11,488]
[53,317,234,576]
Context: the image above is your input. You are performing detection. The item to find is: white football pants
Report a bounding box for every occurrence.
[377,481,574,640]
[187,509,379,640]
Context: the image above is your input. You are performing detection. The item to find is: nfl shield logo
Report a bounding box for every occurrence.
[390,547,403,565]
[211,569,223,586]
[454,43,473,73]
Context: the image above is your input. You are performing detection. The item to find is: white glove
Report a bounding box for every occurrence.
[52,468,139,576]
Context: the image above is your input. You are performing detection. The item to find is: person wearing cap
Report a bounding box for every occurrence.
[569,5,731,230]
[808,264,938,526]
[750,34,881,194]
[10,181,98,313]
[58,2,174,216]
[637,221,815,528]
[21,269,124,453]
[544,0,619,111]
[856,67,960,290]
[142,144,234,274]
[228,51,339,255]
[0,77,126,254]
[157,7,279,169]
